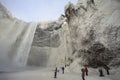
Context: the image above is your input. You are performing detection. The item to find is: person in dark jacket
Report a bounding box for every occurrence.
[99,67,104,77]
[61,66,65,74]
[54,67,58,78]
[81,68,85,80]
[84,66,88,76]
[104,65,110,75]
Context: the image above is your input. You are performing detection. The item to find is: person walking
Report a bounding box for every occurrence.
[81,68,85,80]
[61,66,65,74]
[99,67,104,77]
[104,65,110,75]
[84,66,88,76]
[54,67,58,78]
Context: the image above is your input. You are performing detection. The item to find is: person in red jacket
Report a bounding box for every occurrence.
[84,66,88,76]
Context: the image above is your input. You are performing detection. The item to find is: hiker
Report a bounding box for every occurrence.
[99,67,104,77]
[54,67,58,78]
[81,68,85,80]
[84,66,88,76]
[61,66,65,74]
[104,65,110,75]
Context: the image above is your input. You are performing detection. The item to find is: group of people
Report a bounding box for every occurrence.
[81,65,110,80]
[99,65,110,77]
[81,66,88,80]
[54,66,65,78]
[54,65,110,80]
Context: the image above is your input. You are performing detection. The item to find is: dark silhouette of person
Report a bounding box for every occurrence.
[99,67,104,77]
[81,68,85,80]
[104,65,110,75]
[61,67,65,74]
[54,67,58,78]
[84,66,88,76]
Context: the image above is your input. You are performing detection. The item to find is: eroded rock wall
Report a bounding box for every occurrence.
[27,18,72,67]
[65,0,120,67]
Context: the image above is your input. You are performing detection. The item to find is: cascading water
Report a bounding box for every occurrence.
[0,3,37,68]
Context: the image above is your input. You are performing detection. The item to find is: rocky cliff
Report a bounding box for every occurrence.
[27,16,71,67]
[64,0,120,68]
[27,0,120,68]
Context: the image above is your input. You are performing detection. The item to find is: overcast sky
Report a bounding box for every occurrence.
[0,0,77,22]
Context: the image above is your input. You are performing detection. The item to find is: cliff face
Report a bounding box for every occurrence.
[64,0,120,67]
[27,22,61,66]
[27,17,71,67]
[27,0,120,68]
[0,3,36,68]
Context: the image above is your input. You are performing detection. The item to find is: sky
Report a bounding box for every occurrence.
[0,0,77,22]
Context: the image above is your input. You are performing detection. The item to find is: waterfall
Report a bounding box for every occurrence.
[0,3,37,68]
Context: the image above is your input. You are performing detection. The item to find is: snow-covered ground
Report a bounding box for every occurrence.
[0,67,118,80]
